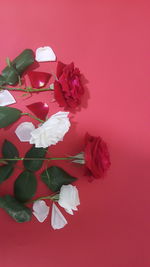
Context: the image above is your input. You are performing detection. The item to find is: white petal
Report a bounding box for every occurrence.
[74,186,80,207]
[65,208,74,215]
[51,203,67,230]
[58,185,80,214]
[15,122,35,142]
[33,200,50,223]
[50,111,69,119]
[35,46,56,62]
[0,90,16,106]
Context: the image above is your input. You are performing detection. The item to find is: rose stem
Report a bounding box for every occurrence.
[21,112,45,123]
[0,157,73,161]
[0,86,54,93]
[28,193,59,203]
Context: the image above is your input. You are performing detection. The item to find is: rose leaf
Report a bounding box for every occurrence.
[14,170,37,202]
[23,145,47,172]
[0,195,32,223]
[1,49,35,85]
[2,140,19,163]
[41,166,77,192]
[0,107,21,128]
[0,164,14,184]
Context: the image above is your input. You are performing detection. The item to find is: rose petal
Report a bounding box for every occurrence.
[51,203,67,230]
[0,90,16,106]
[27,102,49,121]
[54,81,67,107]
[64,208,74,215]
[15,122,35,142]
[35,46,56,62]
[58,185,80,215]
[56,61,66,79]
[27,71,51,88]
[33,200,50,223]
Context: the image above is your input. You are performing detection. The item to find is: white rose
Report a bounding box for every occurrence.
[29,111,70,148]
[58,185,80,215]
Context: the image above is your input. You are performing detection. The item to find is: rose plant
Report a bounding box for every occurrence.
[0,47,111,230]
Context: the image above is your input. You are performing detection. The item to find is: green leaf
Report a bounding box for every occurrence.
[2,140,19,163]
[23,146,47,171]
[0,106,21,128]
[0,75,6,86]
[14,170,37,202]
[0,195,31,223]
[0,164,14,184]
[41,166,77,192]
[2,65,19,85]
[13,49,35,75]
[1,49,34,85]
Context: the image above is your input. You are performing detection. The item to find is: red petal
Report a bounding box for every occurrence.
[54,80,67,107]
[27,102,49,121]
[56,61,66,79]
[27,71,51,88]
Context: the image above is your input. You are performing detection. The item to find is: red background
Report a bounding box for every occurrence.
[0,0,149,266]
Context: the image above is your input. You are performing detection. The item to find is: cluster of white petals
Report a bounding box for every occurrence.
[29,111,70,148]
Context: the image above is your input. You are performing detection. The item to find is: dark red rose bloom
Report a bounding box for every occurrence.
[84,133,111,181]
[54,61,84,109]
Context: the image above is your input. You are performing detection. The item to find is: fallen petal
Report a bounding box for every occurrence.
[35,46,56,62]
[51,203,67,230]
[0,90,16,106]
[15,122,35,142]
[33,200,50,223]
[27,71,51,88]
[27,102,49,121]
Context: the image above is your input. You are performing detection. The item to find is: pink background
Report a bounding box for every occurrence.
[0,0,149,266]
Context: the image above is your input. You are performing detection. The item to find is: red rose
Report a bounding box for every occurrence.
[84,133,111,181]
[54,61,84,109]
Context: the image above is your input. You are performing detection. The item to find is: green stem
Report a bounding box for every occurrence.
[21,112,44,123]
[0,157,73,161]
[28,193,59,203]
[0,86,54,93]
